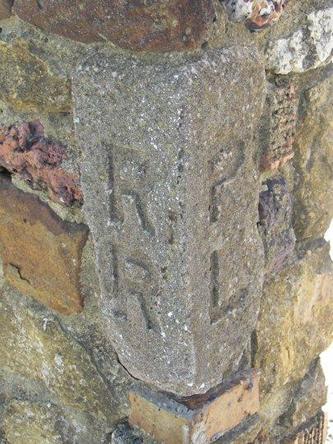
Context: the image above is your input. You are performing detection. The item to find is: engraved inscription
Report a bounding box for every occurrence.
[103,145,159,331]
[209,142,245,223]
[107,150,155,235]
[210,251,220,310]
[208,142,246,323]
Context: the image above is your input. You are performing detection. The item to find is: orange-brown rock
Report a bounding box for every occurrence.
[0,121,83,207]
[129,371,260,444]
[13,0,215,51]
[0,177,89,314]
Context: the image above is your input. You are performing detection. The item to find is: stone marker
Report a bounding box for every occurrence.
[73,48,265,396]
[129,371,260,444]
[13,0,215,52]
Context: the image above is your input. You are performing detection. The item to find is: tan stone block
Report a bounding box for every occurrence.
[293,76,333,241]
[0,40,70,112]
[0,0,12,19]
[0,285,125,443]
[0,177,88,314]
[129,371,260,444]
[254,242,333,398]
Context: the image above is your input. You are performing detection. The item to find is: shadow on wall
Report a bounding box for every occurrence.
[321,219,333,443]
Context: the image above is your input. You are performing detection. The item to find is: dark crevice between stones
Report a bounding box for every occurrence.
[251,330,258,369]
[8,263,32,286]
[0,166,11,181]
[54,317,140,397]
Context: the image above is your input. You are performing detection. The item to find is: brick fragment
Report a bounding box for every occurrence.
[222,0,287,31]
[0,121,83,206]
[13,0,215,51]
[129,371,260,444]
[260,82,298,172]
[0,176,88,314]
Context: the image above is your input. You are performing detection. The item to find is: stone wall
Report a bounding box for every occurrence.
[0,1,332,443]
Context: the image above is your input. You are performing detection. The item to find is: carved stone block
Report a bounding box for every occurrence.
[73,48,265,395]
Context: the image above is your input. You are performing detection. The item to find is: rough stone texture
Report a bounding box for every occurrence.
[254,241,333,398]
[258,176,296,275]
[0,0,331,442]
[293,74,333,241]
[0,40,71,113]
[14,0,215,51]
[111,423,150,444]
[277,359,327,433]
[0,121,83,207]
[284,410,328,444]
[222,0,287,31]
[1,401,68,444]
[0,176,88,314]
[266,7,333,74]
[73,47,265,396]
[0,284,128,443]
[259,80,298,172]
[0,0,12,19]
[129,371,259,444]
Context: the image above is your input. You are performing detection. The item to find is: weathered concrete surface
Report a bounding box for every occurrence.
[129,371,259,444]
[13,0,215,51]
[73,48,265,395]
[0,176,88,314]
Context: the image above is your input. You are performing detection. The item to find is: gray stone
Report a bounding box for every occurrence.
[73,48,265,396]
[266,7,333,74]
